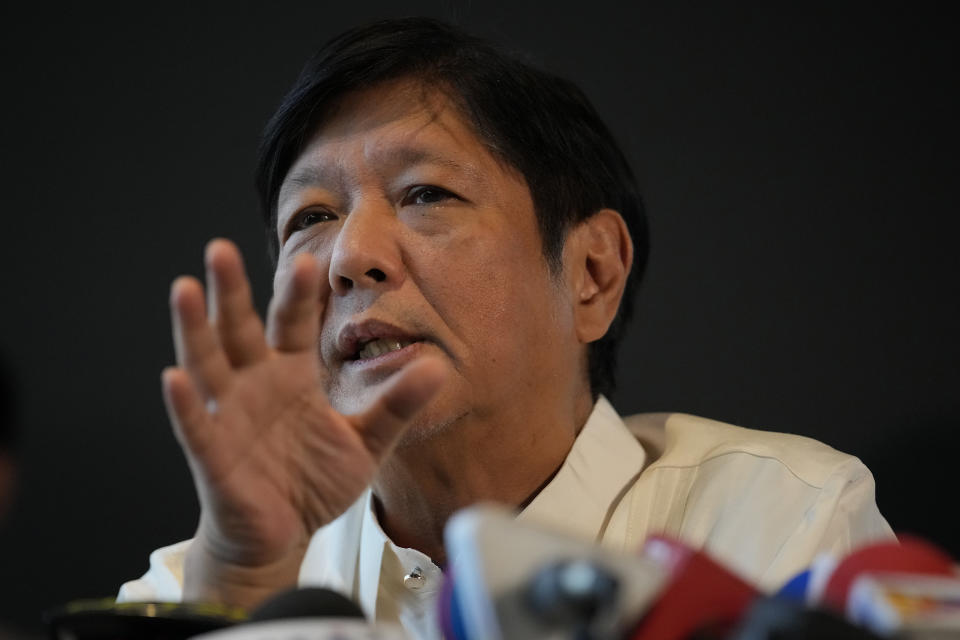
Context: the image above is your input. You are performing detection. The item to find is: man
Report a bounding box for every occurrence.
[119,17,893,638]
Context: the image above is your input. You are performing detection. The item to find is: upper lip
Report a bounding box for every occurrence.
[335,319,425,361]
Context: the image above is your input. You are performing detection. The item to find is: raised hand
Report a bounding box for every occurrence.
[161,239,445,608]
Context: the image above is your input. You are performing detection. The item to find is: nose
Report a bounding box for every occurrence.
[329,201,404,296]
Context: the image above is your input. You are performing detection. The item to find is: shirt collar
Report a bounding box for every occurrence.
[357,490,442,621]
[516,395,647,541]
[352,396,644,615]
[357,489,388,618]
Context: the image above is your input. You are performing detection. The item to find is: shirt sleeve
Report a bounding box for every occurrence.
[809,460,897,553]
[759,459,895,590]
[116,540,191,603]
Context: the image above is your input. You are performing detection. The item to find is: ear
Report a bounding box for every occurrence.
[564,209,633,344]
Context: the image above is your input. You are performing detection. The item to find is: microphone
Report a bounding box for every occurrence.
[442,506,783,639]
[441,505,960,639]
[626,536,758,639]
[442,504,668,640]
[771,536,960,638]
[819,536,955,612]
[727,597,884,639]
[249,586,365,621]
[632,537,891,639]
[46,587,400,640]
[793,536,960,637]
[45,599,244,640]
[193,587,405,639]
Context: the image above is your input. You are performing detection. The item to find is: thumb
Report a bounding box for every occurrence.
[351,356,447,459]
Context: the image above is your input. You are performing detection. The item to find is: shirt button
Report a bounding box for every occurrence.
[403,566,426,590]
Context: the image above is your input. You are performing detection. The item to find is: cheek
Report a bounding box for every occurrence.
[273,236,335,293]
[272,248,335,357]
[417,229,566,363]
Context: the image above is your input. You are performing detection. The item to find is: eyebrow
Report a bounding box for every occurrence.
[280,146,484,197]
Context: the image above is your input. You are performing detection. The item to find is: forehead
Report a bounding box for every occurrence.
[317,79,465,142]
[278,79,517,201]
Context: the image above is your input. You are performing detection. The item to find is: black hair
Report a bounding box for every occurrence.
[255,17,648,399]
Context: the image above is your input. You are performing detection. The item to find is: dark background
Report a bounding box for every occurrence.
[0,2,956,632]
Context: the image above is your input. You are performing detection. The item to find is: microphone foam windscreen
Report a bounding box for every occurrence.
[821,536,954,611]
[250,587,365,622]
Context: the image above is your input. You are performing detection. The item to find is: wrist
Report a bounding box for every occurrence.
[182,534,307,611]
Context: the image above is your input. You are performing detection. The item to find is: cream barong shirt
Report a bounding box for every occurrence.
[119,397,894,638]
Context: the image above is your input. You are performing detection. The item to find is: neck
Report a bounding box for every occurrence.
[371,389,595,566]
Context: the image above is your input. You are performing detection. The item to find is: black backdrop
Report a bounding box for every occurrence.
[1,2,956,632]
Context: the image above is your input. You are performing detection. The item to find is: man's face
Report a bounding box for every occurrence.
[274,79,582,439]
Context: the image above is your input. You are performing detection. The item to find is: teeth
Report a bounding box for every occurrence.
[358,338,414,360]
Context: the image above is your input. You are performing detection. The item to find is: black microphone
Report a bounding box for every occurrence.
[45,587,375,640]
[44,599,244,640]
[728,597,884,640]
[193,587,406,639]
[249,586,365,622]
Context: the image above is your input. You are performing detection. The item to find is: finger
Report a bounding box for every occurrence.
[206,239,268,367]
[162,366,215,457]
[266,253,322,352]
[352,356,447,459]
[171,276,232,398]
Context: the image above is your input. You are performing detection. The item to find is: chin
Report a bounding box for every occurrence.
[394,414,460,448]
[327,372,397,416]
[327,378,467,447]
[393,393,469,449]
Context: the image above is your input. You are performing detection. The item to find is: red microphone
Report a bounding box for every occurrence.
[627,536,758,640]
[819,536,955,613]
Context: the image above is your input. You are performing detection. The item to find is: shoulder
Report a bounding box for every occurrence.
[624,411,868,489]
[616,411,893,589]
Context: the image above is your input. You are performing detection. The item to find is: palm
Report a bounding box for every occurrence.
[162,240,443,594]
[190,354,374,564]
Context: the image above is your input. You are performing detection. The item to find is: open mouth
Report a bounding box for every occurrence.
[353,337,419,360]
[337,319,431,365]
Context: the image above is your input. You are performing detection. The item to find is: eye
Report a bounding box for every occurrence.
[403,185,459,206]
[288,208,337,234]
